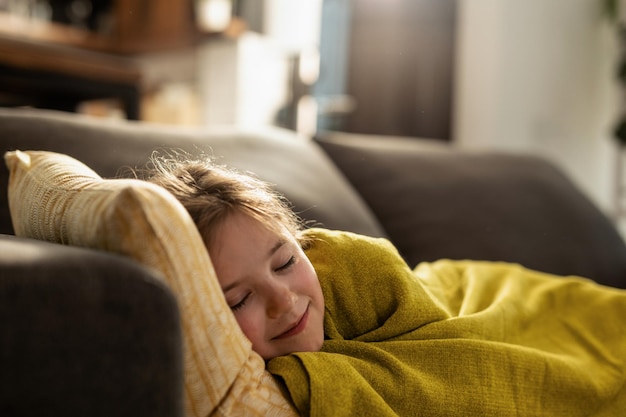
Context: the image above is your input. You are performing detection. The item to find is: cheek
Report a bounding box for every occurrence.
[297,259,323,300]
[233,311,264,344]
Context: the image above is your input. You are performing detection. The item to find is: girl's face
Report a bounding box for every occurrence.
[208,211,325,360]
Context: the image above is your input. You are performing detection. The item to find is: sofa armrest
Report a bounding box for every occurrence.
[316,132,626,289]
[0,234,184,417]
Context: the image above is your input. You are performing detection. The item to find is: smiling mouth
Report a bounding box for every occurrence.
[273,304,310,340]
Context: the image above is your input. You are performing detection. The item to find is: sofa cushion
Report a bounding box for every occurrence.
[0,107,385,238]
[316,132,626,289]
[4,150,296,417]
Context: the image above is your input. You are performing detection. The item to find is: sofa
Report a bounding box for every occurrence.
[1,107,625,416]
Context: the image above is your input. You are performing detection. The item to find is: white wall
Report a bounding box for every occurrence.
[196,33,290,126]
[196,0,323,128]
[263,0,323,52]
[454,0,622,218]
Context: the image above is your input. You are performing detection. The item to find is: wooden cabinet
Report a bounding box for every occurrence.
[0,17,142,118]
[0,0,243,120]
[36,0,197,54]
[0,0,208,118]
[105,0,197,53]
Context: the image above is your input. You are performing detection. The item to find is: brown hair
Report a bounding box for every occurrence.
[140,151,307,247]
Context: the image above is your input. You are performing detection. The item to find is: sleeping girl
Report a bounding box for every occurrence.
[143,152,626,417]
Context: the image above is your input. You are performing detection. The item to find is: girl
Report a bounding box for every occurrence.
[143,152,325,360]
[143,151,626,417]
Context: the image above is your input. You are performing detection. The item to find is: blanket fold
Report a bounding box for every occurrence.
[268,229,626,417]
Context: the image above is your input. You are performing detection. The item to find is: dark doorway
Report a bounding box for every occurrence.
[317,0,457,140]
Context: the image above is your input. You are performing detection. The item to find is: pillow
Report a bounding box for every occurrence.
[4,150,296,417]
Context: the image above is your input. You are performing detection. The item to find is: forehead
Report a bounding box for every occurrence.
[203,208,281,244]
[208,212,288,261]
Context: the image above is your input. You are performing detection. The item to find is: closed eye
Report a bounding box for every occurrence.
[275,256,295,272]
[231,293,250,311]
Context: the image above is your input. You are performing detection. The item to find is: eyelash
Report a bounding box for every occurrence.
[231,294,250,312]
[276,256,296,272]
[230,256,296,311]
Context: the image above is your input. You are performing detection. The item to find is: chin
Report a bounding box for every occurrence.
[299,336,324,354]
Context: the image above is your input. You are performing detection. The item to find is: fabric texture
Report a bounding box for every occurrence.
[269,229,626,417]
[4,150,296,417]
[0,234,184,417]
[0,107,386,239]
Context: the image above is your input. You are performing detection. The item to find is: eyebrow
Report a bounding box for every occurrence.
[269,238,286,256]
[221,238,286,294]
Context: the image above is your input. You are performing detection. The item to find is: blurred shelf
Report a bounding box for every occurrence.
[0,1,246,120]
[0,12,141,119]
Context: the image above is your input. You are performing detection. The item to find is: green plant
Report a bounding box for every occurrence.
[603,0,626,143]
[605,0,620,21]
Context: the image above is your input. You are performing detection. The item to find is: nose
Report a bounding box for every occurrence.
[266,282,297,319]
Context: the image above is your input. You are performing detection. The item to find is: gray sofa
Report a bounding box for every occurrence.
[1,107,625,416]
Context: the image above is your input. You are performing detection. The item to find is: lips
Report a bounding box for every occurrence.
[273,304,310,340]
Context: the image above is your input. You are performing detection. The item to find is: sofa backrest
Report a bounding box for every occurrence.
[3,108,626,289]
[0,108,385,238]
[315,131,626,289]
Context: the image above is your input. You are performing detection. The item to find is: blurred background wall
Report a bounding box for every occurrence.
[1,0,623,230]
[454,0,620,221]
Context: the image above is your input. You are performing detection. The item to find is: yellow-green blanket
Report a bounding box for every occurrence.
[267,229,626,417]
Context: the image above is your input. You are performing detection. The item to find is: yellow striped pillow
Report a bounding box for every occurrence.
[4,150,296,417]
